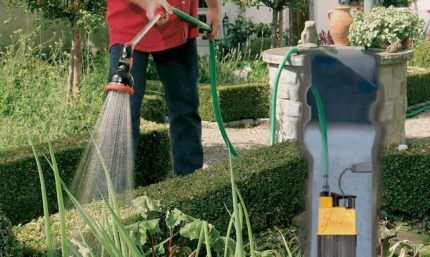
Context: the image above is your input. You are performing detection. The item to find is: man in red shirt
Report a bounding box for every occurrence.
[107,0,220,176]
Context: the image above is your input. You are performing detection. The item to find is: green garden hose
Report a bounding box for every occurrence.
[309,86,330,191]
[269,47,330,191]
[269,48,299,145]
[172,8,238,156]
[406,102,430,118]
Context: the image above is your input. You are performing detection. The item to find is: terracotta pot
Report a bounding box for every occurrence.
[327,6,353,46]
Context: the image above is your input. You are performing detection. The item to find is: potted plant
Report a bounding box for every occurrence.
[348,6,424,52]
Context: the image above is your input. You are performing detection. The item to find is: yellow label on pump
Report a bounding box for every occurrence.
[318,207,357,235]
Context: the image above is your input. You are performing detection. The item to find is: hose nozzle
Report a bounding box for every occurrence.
[106,44,135,95]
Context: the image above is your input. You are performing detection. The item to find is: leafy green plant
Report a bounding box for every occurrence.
[348,7,424,49]
[379,220,430,257]
[218,16,271,56]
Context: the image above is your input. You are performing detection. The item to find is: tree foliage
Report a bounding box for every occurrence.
[25,0,106,31]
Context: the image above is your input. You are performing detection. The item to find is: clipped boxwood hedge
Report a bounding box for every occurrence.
[0,210,22,256]
[0,121,171,226]
[13,142,308,256]
[11,140,430,256]
[407,67,430,106]
[409,41,430,69]
[380,143,430,219]
[199,83,270,122]
[141,93,167,123]
[142,81,270,122]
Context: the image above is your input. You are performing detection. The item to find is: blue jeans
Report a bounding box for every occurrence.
[109,39,203,176]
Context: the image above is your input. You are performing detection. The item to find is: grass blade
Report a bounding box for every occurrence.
[195,227,205,257]
[224,213,235,257]
[47,138,68,256]
[100,194,143,257]
[228,154,244,257]
[276,228,293,257]
[29,138,55,257]
[89,134,125,253]
[233,184,256,257]
[203,222,213,257]
[62,181,123,257]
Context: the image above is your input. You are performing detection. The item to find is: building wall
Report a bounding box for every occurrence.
[309,0,340,33]
[415,0,430,33]
[221,2,288,27]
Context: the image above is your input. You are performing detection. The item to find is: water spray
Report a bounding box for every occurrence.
[73,8,239,202]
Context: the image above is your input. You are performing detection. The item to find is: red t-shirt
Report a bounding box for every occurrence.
[107,0,199,52]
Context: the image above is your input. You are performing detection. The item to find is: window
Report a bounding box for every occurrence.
[198,0,208,34]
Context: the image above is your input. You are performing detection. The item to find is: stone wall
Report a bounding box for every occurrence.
[263,46,413,145]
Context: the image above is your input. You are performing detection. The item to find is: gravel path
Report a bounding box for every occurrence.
[405,112,430,142]
[202,111,430,167]
[202,122,269,167]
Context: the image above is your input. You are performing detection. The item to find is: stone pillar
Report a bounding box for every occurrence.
[262,47,414,145]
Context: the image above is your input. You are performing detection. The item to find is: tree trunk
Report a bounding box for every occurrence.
[271,9,279,48]
[289,10,307,46]
[69,27,81,98]
[278,8,284,47]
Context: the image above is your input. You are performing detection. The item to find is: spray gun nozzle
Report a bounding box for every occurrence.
[105,44,135,95]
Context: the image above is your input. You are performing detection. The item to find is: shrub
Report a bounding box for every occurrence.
[348,7,423,49]
[139,81,270,122]
[13,141,308,256]
[409,41,430,69]
[407,67,430,106]
[218,16,271,57]
[0,210,22,257]
[11,140,430,255]
[199,83,270,122]
[141,93,167,123]
[0,121,171,225]
[380,143,430,220]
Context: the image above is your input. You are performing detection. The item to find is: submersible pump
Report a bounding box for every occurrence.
[269,49,358,257]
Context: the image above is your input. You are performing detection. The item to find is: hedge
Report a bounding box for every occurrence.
[380,143,430,219]
[407,66,430,106]
[141,93,167,123]
[0,121,171,226]
[0,210,21,257]
[142,81,270,122]
[13,141,308,256]
[409,41,430,69]
[11,141,430,256]
[199,83,270,122]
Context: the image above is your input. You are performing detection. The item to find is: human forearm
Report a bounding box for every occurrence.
[129,0,172,22]
[204,0,220,38]
[205,0,219,10]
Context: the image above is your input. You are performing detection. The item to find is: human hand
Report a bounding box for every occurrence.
[205,7,220,39]
[142,0,173,26]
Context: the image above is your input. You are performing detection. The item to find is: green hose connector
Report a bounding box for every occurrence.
[173,7,238,156]
[269,48,299,145]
